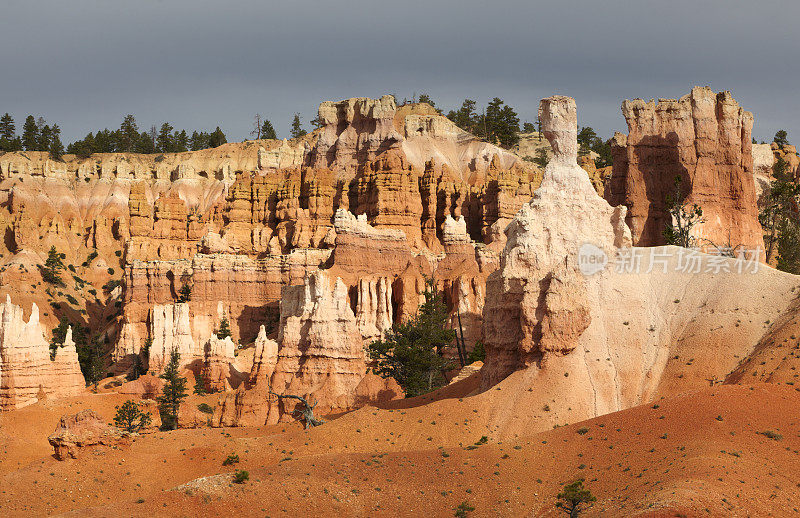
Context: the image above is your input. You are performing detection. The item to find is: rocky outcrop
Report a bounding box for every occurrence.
[270,271,373,417]
[48,409,130,460]
[0,295,84,409]
[605,87,763,253]
[216,273,404,427]
[146,302,202,369]
[482,95,632,386]
[199,334,236,392]
[479,95,799,439]
[312,97,524,182]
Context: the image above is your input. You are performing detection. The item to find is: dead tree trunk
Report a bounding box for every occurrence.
[268,391,324,429]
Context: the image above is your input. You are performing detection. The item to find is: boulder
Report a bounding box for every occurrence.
[48,409,129,460]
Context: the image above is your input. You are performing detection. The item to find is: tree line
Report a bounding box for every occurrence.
[0,112,229,159]
[0,113,64,158]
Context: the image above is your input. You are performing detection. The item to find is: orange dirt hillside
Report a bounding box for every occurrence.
[1,384,799,517]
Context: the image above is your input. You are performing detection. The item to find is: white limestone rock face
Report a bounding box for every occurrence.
[333,208,407,241]
[354,277,393,343]
[0,296,84,409]
[148,303,202,369]
[442,215,471,244]
[250,325,278,385]
[479,95,800,439]
[270,270,369,422]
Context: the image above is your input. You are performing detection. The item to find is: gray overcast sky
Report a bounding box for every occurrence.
[2,0,798,144]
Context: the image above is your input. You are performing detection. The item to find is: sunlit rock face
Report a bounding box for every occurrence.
[606,86,763,253]
[0,295,84,409]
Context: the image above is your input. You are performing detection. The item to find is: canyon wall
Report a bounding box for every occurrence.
[605,86,763,253]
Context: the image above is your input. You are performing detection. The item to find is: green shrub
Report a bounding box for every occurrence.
[197,403,213,414]
[222,453,240,466]
[232,470,249,484]
[758,430,783,441]
[454,501,475,517]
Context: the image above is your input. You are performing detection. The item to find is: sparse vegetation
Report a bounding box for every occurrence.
[556,479,596,517]
[223,453,240,466]
[757,430,783,441]
[466,341,485,364]
[232,470,249,484]
[113,400,152,433]
[454,500,475,517]
[663,175,704,248]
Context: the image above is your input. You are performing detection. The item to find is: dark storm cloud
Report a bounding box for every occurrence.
[2,0,798,144]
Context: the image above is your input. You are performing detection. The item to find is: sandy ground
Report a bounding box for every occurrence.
[1,384,800,517]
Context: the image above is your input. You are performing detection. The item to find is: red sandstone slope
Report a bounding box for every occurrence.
[1,385,798,517]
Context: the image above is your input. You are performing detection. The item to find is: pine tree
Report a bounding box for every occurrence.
[0,113,19,152]
[134,130,155,153]
[94,128,117,153]
[49,124,64,160]
[37,123,52,152]
[49,317,71,360]
[774,130,789,149]
[418,93,435,108]
[776,217,800,274]
[216,317,231,339]
[484,97,520,148]
[157,348,188,430]
[118,114,139,152]
[42,246,65,285]
[208,126,226,148]
[81,337,106,390]
[156,122,174,153]
[194,369,207,395]
[0,113,15,140]
[174,129,189,152]
[114,400,152,433]
[290,114,306,139]
[129,354,144,381]
[760,156,800,263]
[447,99,479,134]
[556,479,596,517]
[260,119,277,139]
[21,115,39,151]
[368,277,455,396]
